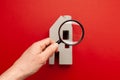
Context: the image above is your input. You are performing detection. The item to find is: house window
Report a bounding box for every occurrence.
[63,30,69,40]
[63,30,69,48]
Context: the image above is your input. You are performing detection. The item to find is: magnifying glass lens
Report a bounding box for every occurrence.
[59,20,84,45]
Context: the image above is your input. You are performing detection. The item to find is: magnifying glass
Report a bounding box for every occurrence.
[56,20,85,46]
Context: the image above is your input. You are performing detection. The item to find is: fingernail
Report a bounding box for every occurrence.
[54,43,58,47]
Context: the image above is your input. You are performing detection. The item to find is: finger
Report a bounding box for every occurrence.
[33,38,55,51]
[40,43,58,61]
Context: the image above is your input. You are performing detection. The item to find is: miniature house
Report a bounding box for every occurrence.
[49,15,73,65]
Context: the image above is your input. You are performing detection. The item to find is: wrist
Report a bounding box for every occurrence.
[0,65,26,80]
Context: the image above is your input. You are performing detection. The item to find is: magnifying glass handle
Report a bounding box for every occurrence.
[56,40,61,44]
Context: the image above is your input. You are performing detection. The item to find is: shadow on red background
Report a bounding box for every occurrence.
[0,0,120,80]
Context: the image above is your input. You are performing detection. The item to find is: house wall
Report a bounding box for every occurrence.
[0,0,120,80]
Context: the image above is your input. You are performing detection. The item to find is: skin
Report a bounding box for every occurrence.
[0,38,58,80]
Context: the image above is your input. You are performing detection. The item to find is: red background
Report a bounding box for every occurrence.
[0,0,120,80]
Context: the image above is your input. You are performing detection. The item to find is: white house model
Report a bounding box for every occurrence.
[49,15,73,65]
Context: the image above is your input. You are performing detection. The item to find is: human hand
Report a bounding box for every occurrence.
[0,38,58,80]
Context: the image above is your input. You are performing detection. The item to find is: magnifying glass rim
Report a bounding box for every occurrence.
[58,20,85,46]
